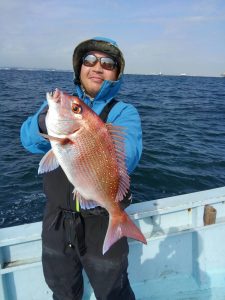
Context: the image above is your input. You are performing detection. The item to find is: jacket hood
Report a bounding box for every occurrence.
[73,37,125,83]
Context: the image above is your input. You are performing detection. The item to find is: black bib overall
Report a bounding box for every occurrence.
[40,99,136,300]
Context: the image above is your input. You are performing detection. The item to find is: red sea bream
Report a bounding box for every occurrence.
[38,88,147,254]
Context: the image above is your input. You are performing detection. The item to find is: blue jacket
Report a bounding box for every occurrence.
[20,77,142,174]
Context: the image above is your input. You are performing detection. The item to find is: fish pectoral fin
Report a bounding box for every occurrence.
[73,190,99,210]
[38,149,59,174]
[40,133,72,145]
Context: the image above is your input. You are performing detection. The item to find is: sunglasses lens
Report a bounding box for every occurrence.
[83,54,116,70]
[101,57,116,70]
[83,54,97,67]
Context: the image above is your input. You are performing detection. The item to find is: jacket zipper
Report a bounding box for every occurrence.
[82,90,94,107]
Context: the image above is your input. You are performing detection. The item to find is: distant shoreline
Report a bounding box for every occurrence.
[0,67,223,78]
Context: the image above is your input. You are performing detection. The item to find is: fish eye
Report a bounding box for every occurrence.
[72,103,82,114]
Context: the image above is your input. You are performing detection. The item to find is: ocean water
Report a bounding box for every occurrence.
[0,69,225,228]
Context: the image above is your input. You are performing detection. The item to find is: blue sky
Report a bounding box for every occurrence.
[0,0,225,76]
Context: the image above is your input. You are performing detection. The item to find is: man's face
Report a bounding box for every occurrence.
[80,51,118,98]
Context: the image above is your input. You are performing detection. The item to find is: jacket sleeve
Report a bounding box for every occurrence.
[107,102,143,174]
[20,101,51,154]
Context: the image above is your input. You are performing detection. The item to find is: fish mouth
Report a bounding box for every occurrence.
[50,88,60,97]
[47,88,61,103]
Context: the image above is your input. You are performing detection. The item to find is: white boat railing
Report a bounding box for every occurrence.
[1,186,225,299]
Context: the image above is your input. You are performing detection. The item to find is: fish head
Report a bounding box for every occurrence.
[46,88,88,136]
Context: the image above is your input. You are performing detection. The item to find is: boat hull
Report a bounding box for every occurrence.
[1,187,225,299]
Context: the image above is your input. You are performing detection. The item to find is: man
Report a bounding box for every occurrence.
[21,37,142,300]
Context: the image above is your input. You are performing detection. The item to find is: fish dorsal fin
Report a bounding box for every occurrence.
[106,124,130,202]
[38,149,60,174]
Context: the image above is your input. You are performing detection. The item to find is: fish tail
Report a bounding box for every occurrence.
[102,211,147,255]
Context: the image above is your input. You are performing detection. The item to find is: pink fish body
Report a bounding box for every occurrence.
[38,88,147,254]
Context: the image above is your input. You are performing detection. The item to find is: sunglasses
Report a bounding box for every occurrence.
[82,54,117,70]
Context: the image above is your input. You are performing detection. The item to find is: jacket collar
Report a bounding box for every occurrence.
[75,76,123,105]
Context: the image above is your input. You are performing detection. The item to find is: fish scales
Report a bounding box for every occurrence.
[74,128,119,200]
